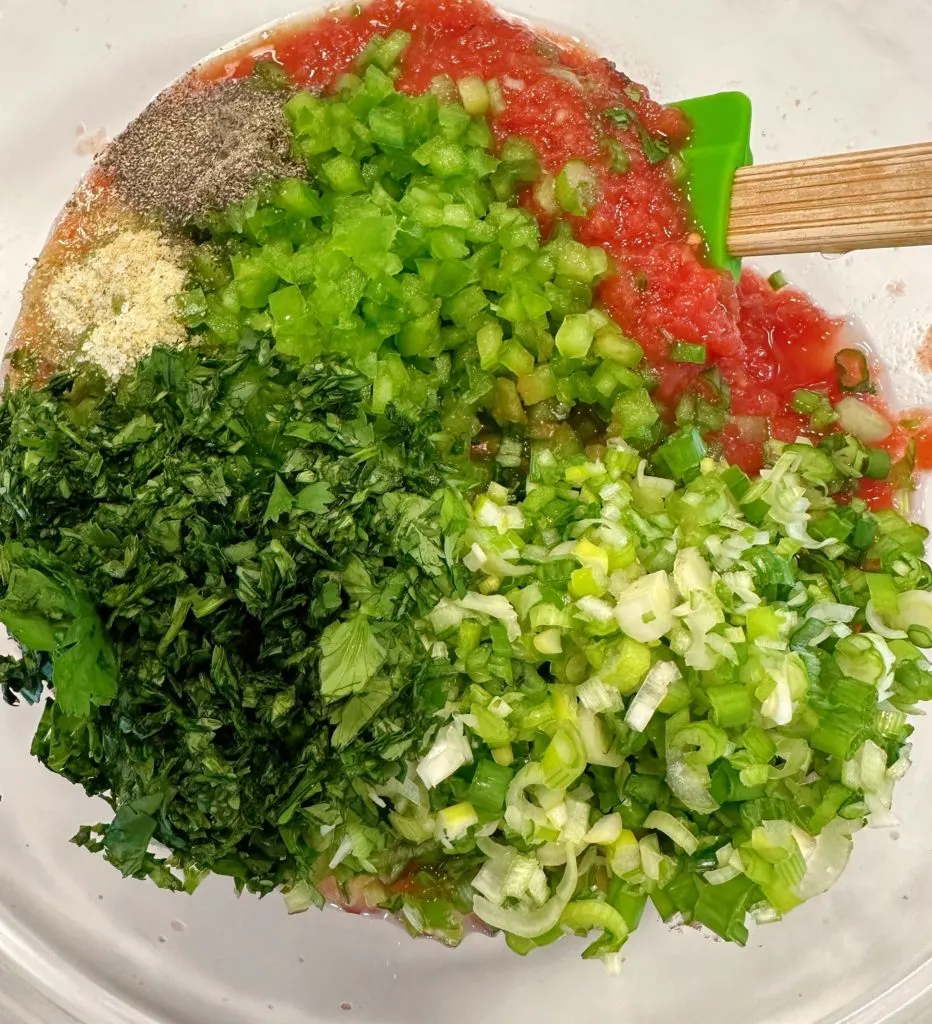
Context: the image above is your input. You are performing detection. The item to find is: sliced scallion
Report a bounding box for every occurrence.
[864,448,891,479]
[555,160,599,216]
[835,397,892,444]
[670,340,707,364]
[835,347,872,393]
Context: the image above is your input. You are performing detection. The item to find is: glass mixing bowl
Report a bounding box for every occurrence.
[2,1,932,1021]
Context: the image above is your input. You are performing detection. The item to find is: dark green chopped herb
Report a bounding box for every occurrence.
[0,343,466,895]
[636,124,671,164]
[602,106,634,129]
[601,137,631,174]
[602,105,671,165]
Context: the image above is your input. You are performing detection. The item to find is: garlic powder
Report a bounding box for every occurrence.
[44,228,188,379]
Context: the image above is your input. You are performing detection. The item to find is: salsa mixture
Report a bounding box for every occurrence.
[4,0,932,965]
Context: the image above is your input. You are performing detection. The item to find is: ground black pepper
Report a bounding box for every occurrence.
[102,74,304,225]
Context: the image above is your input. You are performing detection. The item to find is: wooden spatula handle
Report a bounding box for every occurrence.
[727,142,932,257]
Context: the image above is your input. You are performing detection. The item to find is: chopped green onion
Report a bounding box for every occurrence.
[473,852,578,939]
[835,348,872,393]
[436,802,479,841]
[865,448,891,479]
[390,810,436,844]
[555,160,599,216]
[907,625,932,648]
[834,397,892,444]
[866,573,899,619]
[707,684,753,728]
[693,876,757,945]
[541,724,587,789]
[767,270,788,291]
[417,722,473,789]
[468,759,514,813]
[560,899,629,941]
[625,660,680,731]
[721,465,750,498]
[643,810,698,854]
[528,176,556,217]
[653,426,706,479]
[791,389,825,414]
[669,341,707,364]
[792,389,837,431]
[834,640,890,692]
[810,712,864,760]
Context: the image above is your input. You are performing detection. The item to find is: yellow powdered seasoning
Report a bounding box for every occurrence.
[44,228,188,379]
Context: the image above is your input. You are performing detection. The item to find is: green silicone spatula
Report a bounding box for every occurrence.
[672,92,753,279]
[672,91,932,276]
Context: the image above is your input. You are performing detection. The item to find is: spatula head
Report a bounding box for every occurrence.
[671,91,753,278]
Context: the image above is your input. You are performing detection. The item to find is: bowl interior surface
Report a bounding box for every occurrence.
[2,2,932,1022]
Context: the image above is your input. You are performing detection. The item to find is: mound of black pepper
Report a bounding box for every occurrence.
[102,74,305,226]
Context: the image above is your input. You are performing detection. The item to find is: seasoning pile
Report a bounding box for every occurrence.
[12,71,305,382]
[102,75,303,226]
[44,228,188,379]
